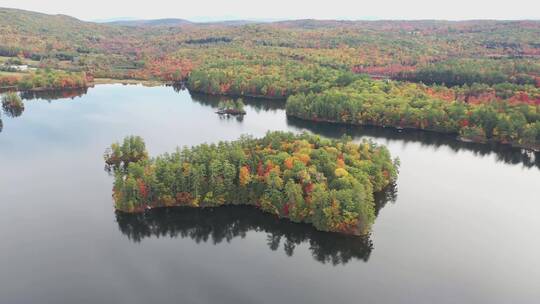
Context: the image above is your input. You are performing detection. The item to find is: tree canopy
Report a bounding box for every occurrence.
[105,132,399,235]
[286,78,540,150]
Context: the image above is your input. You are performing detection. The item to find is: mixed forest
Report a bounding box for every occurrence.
[104,132,399,235]
[1,7,539,149]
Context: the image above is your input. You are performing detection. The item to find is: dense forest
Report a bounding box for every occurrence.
[1,8,540,86]
[2,8,540,149]
[396,58,540,87]
[104,132,399,235]
[286,78,540,150]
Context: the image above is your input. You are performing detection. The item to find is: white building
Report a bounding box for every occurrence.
[8,65,29,71]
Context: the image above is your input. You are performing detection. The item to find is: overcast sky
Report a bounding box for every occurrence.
[1,0,539,21]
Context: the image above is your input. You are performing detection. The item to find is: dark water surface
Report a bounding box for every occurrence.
[1,84,539,304]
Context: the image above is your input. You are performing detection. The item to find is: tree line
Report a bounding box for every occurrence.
[286,78,540,150]
[187,59,355,99]
[396,59,540,87]
[0,69,90,91]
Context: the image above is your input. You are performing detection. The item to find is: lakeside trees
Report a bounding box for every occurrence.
[396,59,540,87]
[0,69,90,90]
[286,78,540,150]
[104,136,148,173]
[105,132,399,235]
[187,60,354,99]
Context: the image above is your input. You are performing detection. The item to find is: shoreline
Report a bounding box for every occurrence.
[287,114,540,152]
[93,78,168,87]
[0,78,170,93]
[187,88,287,101]
[4,82,537,152]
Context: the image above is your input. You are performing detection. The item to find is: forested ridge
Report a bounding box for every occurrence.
[104,132,399,235]
[2,8,540,86]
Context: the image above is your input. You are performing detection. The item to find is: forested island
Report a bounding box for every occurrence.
[217,99,246,115]
[104,132,398,235]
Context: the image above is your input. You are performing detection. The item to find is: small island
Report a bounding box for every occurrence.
[2,92,24,118]
[104,132,399,235]
[216,98,246,115]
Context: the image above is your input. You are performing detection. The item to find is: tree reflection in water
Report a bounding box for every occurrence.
[19,87,88,101]
[178,89,540,170]
[218,112,244,122]
[287,116,540,170]
[0,88,89,133]
[5,85,536,169]
[190,92,286,112]
[2,99,24,118]
[115,184,398,265]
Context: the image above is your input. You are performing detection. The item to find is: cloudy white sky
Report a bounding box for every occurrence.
[1,0,539,21]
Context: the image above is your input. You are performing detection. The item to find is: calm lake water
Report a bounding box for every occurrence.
[1,84,539,304]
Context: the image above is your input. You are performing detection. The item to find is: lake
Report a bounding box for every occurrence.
[1,84,539,304]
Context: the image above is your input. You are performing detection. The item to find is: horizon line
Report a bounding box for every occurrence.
[1,7,539,23]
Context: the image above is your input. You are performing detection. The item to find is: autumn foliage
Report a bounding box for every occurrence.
[0,69,90,90]
[286,78,540,150]
[105,132,399,235]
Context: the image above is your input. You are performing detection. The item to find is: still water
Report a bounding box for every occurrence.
[1,84,539,304]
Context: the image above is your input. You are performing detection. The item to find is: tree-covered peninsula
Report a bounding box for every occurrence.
[286,78,540,151]
[104,132,399,235]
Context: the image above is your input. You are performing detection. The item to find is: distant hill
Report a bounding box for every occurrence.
[106,18,193,27]
[1,6,539,59]
[201,20,262,26]
[103,18,266,27]
[0,7,110,33]
[0,7,125,42]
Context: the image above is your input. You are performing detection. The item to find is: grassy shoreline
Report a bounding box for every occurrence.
[1,78,167,92]
[93,78,167,87]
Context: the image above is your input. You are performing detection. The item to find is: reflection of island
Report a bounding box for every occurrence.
[169,82,186,93]
[2,98,24,118]
[19,87,88,101]
[218,112,244,122]
[189,92,286,112]
[287,117,540,170]
[0,88,88,134]
[116,184,398,265]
